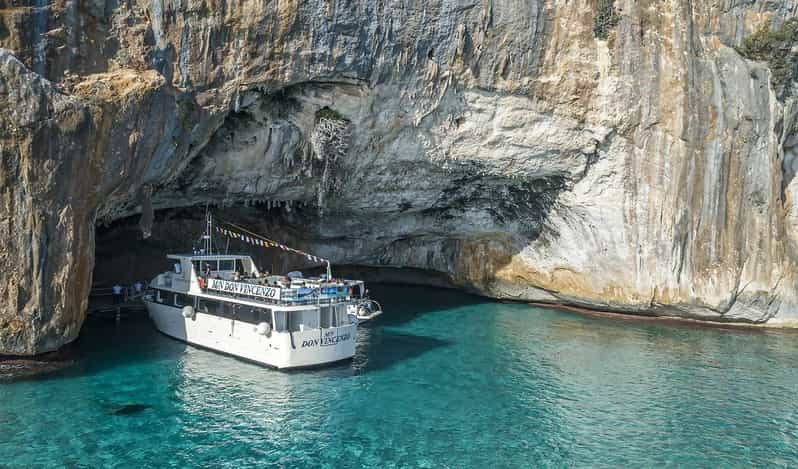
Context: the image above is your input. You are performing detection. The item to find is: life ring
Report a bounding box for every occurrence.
[182,306,195,319]
[256,322,271,336]
[197,277,206,289]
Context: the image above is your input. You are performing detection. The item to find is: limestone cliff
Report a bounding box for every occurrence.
[2,0,798,354]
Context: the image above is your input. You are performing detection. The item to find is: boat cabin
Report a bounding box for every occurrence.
[150,254,365,307]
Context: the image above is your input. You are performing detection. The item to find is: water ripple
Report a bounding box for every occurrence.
[1,285,797,467]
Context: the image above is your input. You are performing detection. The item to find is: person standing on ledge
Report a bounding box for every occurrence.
[112,284,123,304]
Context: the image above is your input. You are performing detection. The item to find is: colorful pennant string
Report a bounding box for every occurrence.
[214,225,329,266]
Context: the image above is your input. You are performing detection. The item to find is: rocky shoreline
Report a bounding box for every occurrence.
[0,349,77,381]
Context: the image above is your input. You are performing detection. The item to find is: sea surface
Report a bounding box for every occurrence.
[2,285,798,467]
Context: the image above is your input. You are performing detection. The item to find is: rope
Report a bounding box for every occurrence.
[212,216,332,277]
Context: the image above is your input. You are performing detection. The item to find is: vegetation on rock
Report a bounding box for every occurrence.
[312,107,351,161]
[315,106,348,124]
[737,18,798,99]
[593,0,619,40]
[311,107,352,214]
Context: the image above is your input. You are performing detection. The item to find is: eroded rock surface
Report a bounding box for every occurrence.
[2,0,798,353]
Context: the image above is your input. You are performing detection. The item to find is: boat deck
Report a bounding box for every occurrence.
[199,275,359,307]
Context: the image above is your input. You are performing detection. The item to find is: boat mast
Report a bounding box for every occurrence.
[204,206,213,255]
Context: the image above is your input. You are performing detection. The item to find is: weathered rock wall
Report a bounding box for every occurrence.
[2,0,798,353]
[0,49,177,353]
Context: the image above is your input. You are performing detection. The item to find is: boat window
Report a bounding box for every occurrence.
[320,305,332,328]
[261,309,272,325]
[200,260,218,273]
[287,309,320,332]
[198,299,220,314]
[334,304,348,326]
[273,311,287,332]
[218,259,235,271]
[156,290,163,303]
[287,311,299,332]
[174,293,189,307]
[214,302,235,320]
[207,303,267,325]
[236,306,260,324]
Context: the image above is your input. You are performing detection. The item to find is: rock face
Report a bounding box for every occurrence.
[2,0,798,353]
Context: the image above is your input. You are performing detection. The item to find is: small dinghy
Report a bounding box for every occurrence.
[347,299,383,325]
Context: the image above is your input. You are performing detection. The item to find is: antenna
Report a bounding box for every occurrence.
[203,205,213,255]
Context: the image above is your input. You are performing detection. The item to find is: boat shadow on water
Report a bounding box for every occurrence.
[349,328,452,375]
[363,283,488,328]
[254,328,451,378]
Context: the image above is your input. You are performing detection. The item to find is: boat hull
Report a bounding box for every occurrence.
[347,310,383,325]
[144,300,356,369]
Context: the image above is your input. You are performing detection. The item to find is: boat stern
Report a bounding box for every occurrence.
[273,324,357,369]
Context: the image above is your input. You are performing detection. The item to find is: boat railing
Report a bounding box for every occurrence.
[157,272,190,291]
[192,274,356,307]
[197,284,352,307]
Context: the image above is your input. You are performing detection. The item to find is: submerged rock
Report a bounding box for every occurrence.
[2,0,798,353]
[108,404,152,416]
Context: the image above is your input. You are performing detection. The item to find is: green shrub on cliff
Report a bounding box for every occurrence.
[315,107,348,124]
[737,19,798,99]
[593,0,619,40]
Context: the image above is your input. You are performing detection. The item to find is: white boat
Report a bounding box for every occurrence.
[142,214,378,369]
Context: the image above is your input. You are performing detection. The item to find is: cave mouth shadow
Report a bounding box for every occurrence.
[92,170,569,291]
[0,315,189,384]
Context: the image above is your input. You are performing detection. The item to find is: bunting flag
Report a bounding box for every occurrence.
[214,223,332,275]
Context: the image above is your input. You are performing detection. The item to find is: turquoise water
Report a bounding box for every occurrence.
[2,285,798,467]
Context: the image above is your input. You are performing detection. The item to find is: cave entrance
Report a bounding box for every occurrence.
[92,205,298,289]
[91,203,457,295]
